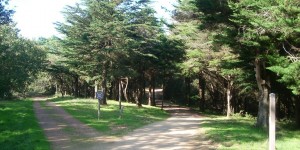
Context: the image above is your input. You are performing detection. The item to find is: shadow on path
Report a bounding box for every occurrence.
[34,99,217,150]
[34,101,115,150]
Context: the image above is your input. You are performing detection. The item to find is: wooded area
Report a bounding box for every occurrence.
[1,0,300,129]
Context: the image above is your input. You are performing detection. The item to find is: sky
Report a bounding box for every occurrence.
[9,0,176,39]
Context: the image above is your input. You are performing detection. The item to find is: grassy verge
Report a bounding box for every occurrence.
[200,115,300,150]
[0,100,50,150]
[49,97,169,136]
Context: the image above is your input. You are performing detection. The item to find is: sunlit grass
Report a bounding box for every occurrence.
[201,115,300,150]
[0,100,50,150]
[49,97,170,136]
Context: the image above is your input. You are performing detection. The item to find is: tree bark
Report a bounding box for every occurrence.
[135,87,143,107]
[135,74,144,107]
[148,85,152,105]
[121,77,129,102]
[151,75,156,106]
[185,77,191,106]
[101,62,108,105]
[199,73,206,111]
[255,57,270,128]
[226,79,233,118]
[73,75,79,97]
[147,74,156,106]
[55,83,59,96]
[84,82,88,98]
[295,96,300,128]
[119,79,122,109]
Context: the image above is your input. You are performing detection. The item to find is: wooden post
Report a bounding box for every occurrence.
[269,93,276,150]
[119,79,122,110]
[96,91,103,120]
[98,99,100,120]
[161,83,164,110]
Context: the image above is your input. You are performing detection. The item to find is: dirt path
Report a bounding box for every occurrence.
[34,100,216,150]
[33,101,115,150]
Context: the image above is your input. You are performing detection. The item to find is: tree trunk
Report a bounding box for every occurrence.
[161,69,166,110]
[121,77,129,102]
[226,80,233,118]
[161,76,165,110]
[58,77,65,97]
[143,73,146,101]
[255,57,270,128]
[61,85,65,97]
[84,82,88,98]
[135,74,144,107]
[101,75,107,105]
[152,75,156,106]
[185,77,191,106]
[198,77,202,110]
[135,87,143,107]
[295,97,300,128]
[102,63,107,105]
[119,79,122,109]
[55,83,59,96]
[199,73,206,111]
[73,75,79,97]
[148,85,152,105]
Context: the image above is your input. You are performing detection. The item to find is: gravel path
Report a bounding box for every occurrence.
[34,100,216,150]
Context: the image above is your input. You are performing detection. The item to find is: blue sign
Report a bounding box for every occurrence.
[96,91,104,100]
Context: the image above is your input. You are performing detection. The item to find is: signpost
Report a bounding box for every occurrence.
[269,93,276,150]
[96,91,104,120]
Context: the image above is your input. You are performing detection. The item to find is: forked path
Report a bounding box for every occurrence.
[33,100,216,150]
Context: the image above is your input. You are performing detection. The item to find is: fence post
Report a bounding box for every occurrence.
[269,93,276,150]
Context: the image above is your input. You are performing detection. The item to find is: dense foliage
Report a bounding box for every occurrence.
[2,0,300,128]
[171,0,300,128]
[0,1,45,99]
[47,0,185,107]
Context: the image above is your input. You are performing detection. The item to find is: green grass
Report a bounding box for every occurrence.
[49,97,170,136]
[0,100,50,150]
[200,115,300,150]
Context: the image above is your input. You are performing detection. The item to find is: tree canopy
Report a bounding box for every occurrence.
[2,0,300,128]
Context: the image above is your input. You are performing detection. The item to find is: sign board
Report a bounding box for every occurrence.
[96,91,104,100]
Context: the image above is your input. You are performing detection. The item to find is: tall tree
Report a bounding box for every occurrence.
[0,25,46,98]
[120,0,165,106]
[57,0,126,104]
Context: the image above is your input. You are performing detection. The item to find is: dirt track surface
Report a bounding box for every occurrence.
[34,100,216,150]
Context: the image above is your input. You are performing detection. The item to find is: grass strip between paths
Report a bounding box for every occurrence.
[50,97,170,136]
[200,115,300,150]
[0,100,50,150]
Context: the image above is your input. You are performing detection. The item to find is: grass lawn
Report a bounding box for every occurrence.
[200,115,300,150]
[0,100,50,150]
[49,97,169,136]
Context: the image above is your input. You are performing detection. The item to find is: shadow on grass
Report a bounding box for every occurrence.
[0,100,50,150]
[276,121,300,140]
[46,97,169,136]
[200,117,267,148]
[48,96,75,102]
